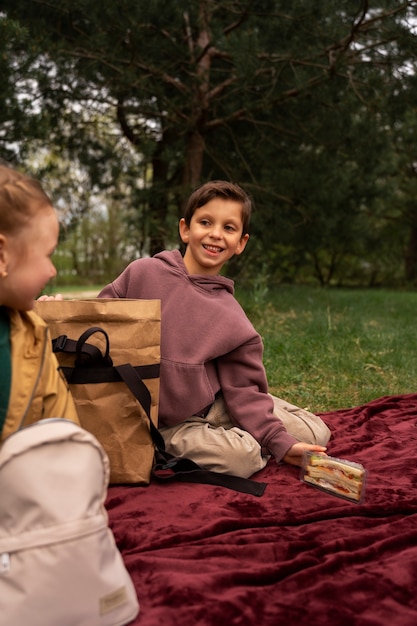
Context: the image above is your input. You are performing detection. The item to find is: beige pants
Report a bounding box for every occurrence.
[160,395,331,479]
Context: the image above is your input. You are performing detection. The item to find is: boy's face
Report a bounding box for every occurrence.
[179,198,249,275]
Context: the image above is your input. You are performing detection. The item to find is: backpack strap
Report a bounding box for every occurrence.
[53,328,113,367]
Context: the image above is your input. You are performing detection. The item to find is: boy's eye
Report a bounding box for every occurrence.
[200,219,210,226]
[225,224,237,232]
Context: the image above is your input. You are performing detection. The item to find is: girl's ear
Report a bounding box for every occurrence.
[179,218,190,244]
[234,233,249,256]
[0,234,8,274]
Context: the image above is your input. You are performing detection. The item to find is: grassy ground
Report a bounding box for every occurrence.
[237,285,417,413]
[50,283,417,413]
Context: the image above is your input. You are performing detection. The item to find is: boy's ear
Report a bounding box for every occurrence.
[234,233,249,256]
[179,218,190,244]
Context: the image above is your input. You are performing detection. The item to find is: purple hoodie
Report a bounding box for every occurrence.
[99,250,297,461]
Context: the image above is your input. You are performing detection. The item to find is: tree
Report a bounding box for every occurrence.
[1,1,416,282]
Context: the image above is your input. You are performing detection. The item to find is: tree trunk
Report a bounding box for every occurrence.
[181,2,211,200]
[182,130,205,193]
[149,135,170,256]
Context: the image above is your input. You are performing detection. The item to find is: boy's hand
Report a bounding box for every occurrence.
[283,442,327,467]
[38,294,64,301]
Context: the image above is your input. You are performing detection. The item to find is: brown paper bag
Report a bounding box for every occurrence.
[35,299,160,485]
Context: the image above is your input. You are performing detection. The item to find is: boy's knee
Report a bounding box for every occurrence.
[161,420,267,478]
[270,394,331,446]
[217,427,268,477]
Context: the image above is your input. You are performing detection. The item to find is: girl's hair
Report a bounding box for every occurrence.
[183,180,252,235]
[0,165,53,236]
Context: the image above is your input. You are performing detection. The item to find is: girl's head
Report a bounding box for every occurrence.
[183,180,252,236]
[0,165,59,311]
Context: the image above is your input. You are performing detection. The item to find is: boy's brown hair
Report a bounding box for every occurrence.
[0,165,53,236]
[183,180,252,235]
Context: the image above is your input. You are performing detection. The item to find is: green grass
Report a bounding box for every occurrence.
[237,285,417,413]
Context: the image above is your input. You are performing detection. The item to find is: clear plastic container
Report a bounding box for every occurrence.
[300,452,366,504]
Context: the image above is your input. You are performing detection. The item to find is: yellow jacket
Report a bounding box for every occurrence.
[1,309,79,440]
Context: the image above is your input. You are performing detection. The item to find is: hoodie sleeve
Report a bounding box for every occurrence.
[98,258,158,299]
[98,278,125,298]
[98,262,137,298]
[216,337,298,462]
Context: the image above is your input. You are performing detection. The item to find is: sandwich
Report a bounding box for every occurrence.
[301,452,366,503]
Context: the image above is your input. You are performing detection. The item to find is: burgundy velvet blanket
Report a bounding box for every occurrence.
[106,394,417,626]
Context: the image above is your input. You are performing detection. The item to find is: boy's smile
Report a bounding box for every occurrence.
[179,198,249,275]
[204,244,223,254]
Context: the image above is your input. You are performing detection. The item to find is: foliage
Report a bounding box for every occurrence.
[1,1,417,285]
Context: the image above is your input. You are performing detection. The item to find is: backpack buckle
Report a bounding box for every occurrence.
[53,335,68,352]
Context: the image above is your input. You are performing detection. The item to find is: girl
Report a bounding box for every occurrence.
[0,164,79,440]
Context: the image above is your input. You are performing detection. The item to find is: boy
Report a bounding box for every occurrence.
[99,181,330,477]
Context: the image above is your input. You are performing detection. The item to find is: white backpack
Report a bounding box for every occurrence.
[0,419,139,626]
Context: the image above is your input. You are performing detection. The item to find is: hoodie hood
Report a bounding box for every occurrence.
[154,249,235,295]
